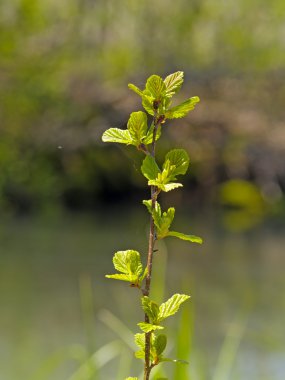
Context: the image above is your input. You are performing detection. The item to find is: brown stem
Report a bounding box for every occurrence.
[143,112,161,380]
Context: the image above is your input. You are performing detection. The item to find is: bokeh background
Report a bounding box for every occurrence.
[0,1,284,379]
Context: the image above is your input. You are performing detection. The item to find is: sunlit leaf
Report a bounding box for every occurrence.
[168,231,203,244]
[128,83,143,97]
[142,199,153,214]
[164,71,184,97]
[134,350,145,360]
[142,93,155,116]
[134,333,145,350]
[148,180,183,192]
[146,75,166,99]
[113,250,142,276]
[157,207,175,238]
[105,273,138,282]
[137,322,164,333]
[166,96,200,119]
[141,155,161,181]
[158,294,190,322]
[164,149,190,177]
[127,111,148,143]
[142,296,159,323]
[102,128,132,144]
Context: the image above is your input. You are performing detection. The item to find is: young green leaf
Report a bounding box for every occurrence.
[145,75,166,100]
[127,111,148,144]
[135,350,145,360]
[142,94,155,116]
[165,96,200,119]
[105,273,138,282]
[164,149,190,178]
[102,128,132,144]
[113,250,142,276]
[146,156,185,193]
[153,334,167,356]
[141,296,159,323]
[128,83,144,96]
[143,200,175,238]
[148,180,182,192]
[158,294,190,322]
[134,333,145,350]
[106,250,146,286]
[157,208,175,238]
[142,199,153,214]
[168,231,203,244]
[164,71,184,97]
[141,155,161,181]
[137,322,164,333]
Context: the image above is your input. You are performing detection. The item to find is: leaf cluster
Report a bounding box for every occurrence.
[143,200,202,243]
[102,111,161,148]
[134,294,190,367]
[141,149,190,192]
[128,72,199,119]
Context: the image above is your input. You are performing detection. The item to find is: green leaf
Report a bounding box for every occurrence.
[106,250,146,285]
[141,155,161,181]
[113,250,142,276]
[157,207,175,238]
[143,201,176,239]
[125,378,139,380]
[153,334,167,356]
[149,181,183,192]
[137,322,164,333]
[142,93,155,116]
[105,273,138,282]
[135,350,145,360]
[164,149,190,178]
[142,296,159,323]
[151,202,163,230]
[166,96,200,119]
[146,156,183,192]
[164,71,184,97]
[168,231,203,244]
[142,199,153,214]
[145,75,166,99]
[158,294,190,322]
[127,111,148,144]
[128,83,144,97]
[102,128,132,144]
[134,333,145,350]
[143,123,161,145]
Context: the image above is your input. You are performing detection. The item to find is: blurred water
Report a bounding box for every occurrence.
[0,209,284,380]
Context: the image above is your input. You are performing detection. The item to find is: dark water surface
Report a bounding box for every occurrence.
[0,210,284,380]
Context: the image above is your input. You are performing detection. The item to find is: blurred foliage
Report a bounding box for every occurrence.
[0,0,285,219]
[219,179,266,230]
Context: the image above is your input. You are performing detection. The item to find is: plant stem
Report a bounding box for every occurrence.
[143,113,160,380]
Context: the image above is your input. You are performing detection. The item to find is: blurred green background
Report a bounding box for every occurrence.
[0,0,284,379]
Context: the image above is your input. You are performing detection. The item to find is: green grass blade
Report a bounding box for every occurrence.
[98,309,136,350]
[212,316,247,380]
[68,340,122,380]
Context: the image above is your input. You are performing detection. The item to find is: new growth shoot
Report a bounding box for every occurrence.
[102,71,202,380]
